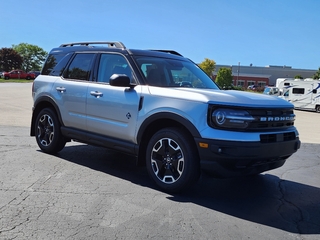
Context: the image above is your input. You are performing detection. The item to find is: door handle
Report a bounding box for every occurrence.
[90,91,103,98]
[56,87,66,93]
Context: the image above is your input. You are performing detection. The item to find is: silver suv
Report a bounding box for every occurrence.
[30,41,300,192]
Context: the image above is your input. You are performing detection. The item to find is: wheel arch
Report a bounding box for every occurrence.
[30,96,63,136]
[136,112,201,166]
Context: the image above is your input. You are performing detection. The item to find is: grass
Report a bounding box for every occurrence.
[0,78,33,83]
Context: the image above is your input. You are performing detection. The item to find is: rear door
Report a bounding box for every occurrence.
[86,53,141,142]
[52,53,95,130]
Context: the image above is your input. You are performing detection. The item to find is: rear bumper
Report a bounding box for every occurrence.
[195,136,300,178]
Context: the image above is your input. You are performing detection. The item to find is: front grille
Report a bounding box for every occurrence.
[250,121,294,129]
[247,108,295,130]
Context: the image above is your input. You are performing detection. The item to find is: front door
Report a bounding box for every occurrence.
[86,53,141,143]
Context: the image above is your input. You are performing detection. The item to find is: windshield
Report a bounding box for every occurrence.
[263,88,271,94]
[134,56,219,89]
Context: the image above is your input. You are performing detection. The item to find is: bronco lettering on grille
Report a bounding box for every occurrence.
[260,116,294,121]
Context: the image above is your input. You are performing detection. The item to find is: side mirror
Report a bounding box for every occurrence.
[109,74,136,88]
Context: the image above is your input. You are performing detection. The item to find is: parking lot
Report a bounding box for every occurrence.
[0,83,319,239]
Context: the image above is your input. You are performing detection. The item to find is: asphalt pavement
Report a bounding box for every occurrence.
[0,83,319,239]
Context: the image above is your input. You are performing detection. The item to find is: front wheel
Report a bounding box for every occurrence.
[146,127,200,193]
[35,108,66,154]
[316,105,320,113]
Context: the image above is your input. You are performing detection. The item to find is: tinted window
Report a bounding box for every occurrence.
[97,54,132,83]
[50,53,73,76]
[42,54,66,75]
[63,53,95,80]
[292,88,304,94]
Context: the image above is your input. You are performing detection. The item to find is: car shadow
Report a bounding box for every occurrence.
[54,143,320,235]
[171,173,320,234]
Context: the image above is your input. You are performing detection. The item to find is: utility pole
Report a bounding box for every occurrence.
[237,62,240,82]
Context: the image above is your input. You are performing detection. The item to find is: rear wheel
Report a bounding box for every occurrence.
[35,108,66,154]
[146,127,200,193]
[316,105,320,113]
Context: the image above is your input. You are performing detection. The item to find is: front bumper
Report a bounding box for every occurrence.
[195,136,300,178]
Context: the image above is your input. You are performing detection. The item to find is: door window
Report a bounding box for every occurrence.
[97,54,132,83]
[63,53,95,80]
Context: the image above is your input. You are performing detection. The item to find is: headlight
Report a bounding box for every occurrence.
[211,108,254,129]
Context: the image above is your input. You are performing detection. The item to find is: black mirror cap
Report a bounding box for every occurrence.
[110,74,136,88]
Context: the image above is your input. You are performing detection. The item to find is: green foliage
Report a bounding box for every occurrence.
[232,85,244,91]
[198,58,216,77]
[0,48,23,71]
[313,67,320,80]
[12,43,47,72]
[294,75,303,79]
[215,67,233,89]
[0,78,32,83]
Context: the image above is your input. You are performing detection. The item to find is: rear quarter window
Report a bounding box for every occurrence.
[49,53,74,76]
[42,54,69,75]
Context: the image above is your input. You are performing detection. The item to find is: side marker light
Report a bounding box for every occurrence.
[199,142,208,148]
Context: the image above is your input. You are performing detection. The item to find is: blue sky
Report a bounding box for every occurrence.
[1,0,319,70]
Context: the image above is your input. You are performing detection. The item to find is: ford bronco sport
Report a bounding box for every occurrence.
[30,41,300,192]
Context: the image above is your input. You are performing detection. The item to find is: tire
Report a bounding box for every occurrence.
[26,76,31,80]
[316,105,320,113]
[146,127,200,193]
[35,108,66,154]
[4,76,9,80]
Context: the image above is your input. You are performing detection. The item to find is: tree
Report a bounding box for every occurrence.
[313,67,320,80]
[294,75,303,79]
[198,58,216,78]
[215,67,233,89]
[12,43,47,72]
[0,48,23,71]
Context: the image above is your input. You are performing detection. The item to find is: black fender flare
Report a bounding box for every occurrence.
[136,112,201,143]
[30,96,63,136]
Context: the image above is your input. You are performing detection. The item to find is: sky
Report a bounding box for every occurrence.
[1,0,319,70]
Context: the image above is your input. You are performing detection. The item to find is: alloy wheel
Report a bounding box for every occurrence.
[37,114,54,147]
[150,138,184,184]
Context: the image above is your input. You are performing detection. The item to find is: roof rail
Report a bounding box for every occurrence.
[59,41,126,49]
[151,50,183,57]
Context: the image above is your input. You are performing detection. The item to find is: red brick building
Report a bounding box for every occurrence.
[212,73,270,89]
[212,64,317,88]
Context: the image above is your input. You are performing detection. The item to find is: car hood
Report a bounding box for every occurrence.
[148,87,293,108]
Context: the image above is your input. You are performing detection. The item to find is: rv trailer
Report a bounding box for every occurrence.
[280,79,320,112]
